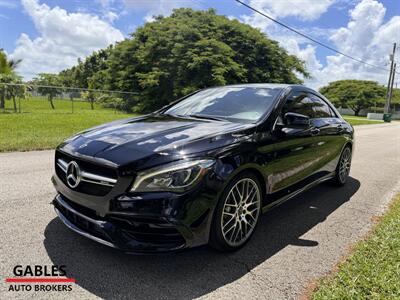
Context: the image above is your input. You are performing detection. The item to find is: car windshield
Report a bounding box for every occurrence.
[163,86,283,123]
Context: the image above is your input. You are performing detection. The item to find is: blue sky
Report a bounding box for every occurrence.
[1,0,399,88]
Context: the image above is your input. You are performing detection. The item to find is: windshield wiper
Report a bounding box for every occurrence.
[161,112,227,122]
[161,112,177,117]
[187,114,227,122]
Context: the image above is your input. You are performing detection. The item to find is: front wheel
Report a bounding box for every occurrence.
[332,146,352,186]
[209,172,262,252]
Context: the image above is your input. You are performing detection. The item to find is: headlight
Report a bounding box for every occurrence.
[130,159,215,192]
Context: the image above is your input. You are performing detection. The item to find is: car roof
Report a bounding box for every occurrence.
[205,83,316,91]
[216,83,324,94]
[210,83,300,88]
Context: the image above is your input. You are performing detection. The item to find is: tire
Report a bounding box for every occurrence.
[331,146,352,186]
[209,172,262,252]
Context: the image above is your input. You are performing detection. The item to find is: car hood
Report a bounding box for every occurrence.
[59,114,256,169]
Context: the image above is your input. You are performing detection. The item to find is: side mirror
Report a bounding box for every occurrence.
[284,112,310,128]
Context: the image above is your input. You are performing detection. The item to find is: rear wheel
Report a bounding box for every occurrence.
[209,172,262,252]
[332,146,352,186]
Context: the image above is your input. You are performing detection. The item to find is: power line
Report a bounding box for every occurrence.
[234,0,399,74]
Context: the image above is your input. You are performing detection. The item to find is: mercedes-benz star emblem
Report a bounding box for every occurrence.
[66,161,81,188]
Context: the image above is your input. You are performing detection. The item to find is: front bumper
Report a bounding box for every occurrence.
[53,194,188,253]
[51,150,225,254]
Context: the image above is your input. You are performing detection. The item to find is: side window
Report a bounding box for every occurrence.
[282,92,315,118]
[309,94,334,118]
[328,106,337,118]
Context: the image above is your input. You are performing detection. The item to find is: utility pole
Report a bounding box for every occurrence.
[388,63,396,111]
[384,43,396,113]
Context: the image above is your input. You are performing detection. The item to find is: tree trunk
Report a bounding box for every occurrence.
[49,95,55,109]
[354,109,360,116]
[0,87,5,109]
[12,96,17,113]
[90,98,94,110]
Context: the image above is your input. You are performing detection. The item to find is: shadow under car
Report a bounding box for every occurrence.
[44,177,360,299]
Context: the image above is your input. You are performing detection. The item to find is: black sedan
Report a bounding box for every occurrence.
[52,84,353,253]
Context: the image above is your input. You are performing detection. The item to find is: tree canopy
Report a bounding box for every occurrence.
[0,73,25,112]
[0,50,21,75]
[31,73,63,109]
[0,49,22,109]
[60,8,309,112]
[59,46,113,88]
[319,80,394,115]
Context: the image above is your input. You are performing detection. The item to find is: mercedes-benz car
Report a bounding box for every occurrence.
[52,84,354,253]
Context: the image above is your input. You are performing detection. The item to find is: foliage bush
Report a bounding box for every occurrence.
[96,94,126,111]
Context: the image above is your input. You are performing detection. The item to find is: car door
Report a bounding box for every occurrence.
[308,93,348,174]
[258,90,324,202]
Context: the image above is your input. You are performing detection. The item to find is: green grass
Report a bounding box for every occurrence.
[312,194,400,300]
[343,115,383,125]
[0,97,137,152]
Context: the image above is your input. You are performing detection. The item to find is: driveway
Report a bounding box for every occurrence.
[1,123,399,299]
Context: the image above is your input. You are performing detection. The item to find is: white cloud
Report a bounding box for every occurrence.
[286,41,322,71]
[10,0,124,80]
[247,0,335,21]
[104,11,119,22]
[93,0,120,22]
[330,0,385,55]
[122,0,199,22]
[242,0,399,89]
[306,0,399,88]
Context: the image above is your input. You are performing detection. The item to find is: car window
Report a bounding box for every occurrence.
[164,86,283,123]
[282,91,315,118]
[309,94,335,118]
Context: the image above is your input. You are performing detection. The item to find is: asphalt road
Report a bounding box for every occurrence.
[1,123,399,300]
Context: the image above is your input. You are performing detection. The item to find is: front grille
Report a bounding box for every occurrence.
[59,195,100,219]
[55,196,186,249]
[54,197,111,242]
[55,150,117,196]
[109,216,185,245]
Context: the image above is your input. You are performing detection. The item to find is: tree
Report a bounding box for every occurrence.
[96,94,124,111]
[0,50,22,109]
[0,74,25,112]
[319,80,386,116]
[0,50,21,75]
[81,91,96,110]
[59,8,308,112]
[59,46,113,89]
[32,73,63,109]
[391,88,400,104]
[6,76,25,112]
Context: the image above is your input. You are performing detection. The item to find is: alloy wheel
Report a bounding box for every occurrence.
[220,178,261,247]
[339,147,352,183]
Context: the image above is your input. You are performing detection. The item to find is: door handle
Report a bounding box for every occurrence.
[310,127,320,135]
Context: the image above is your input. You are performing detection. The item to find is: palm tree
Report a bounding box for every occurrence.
[0,49,22,109]
[0,49,21,74]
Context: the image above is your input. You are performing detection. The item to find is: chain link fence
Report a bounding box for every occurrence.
[0,83,139,114]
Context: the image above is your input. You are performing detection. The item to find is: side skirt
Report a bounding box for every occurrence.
[261,173,335,213]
